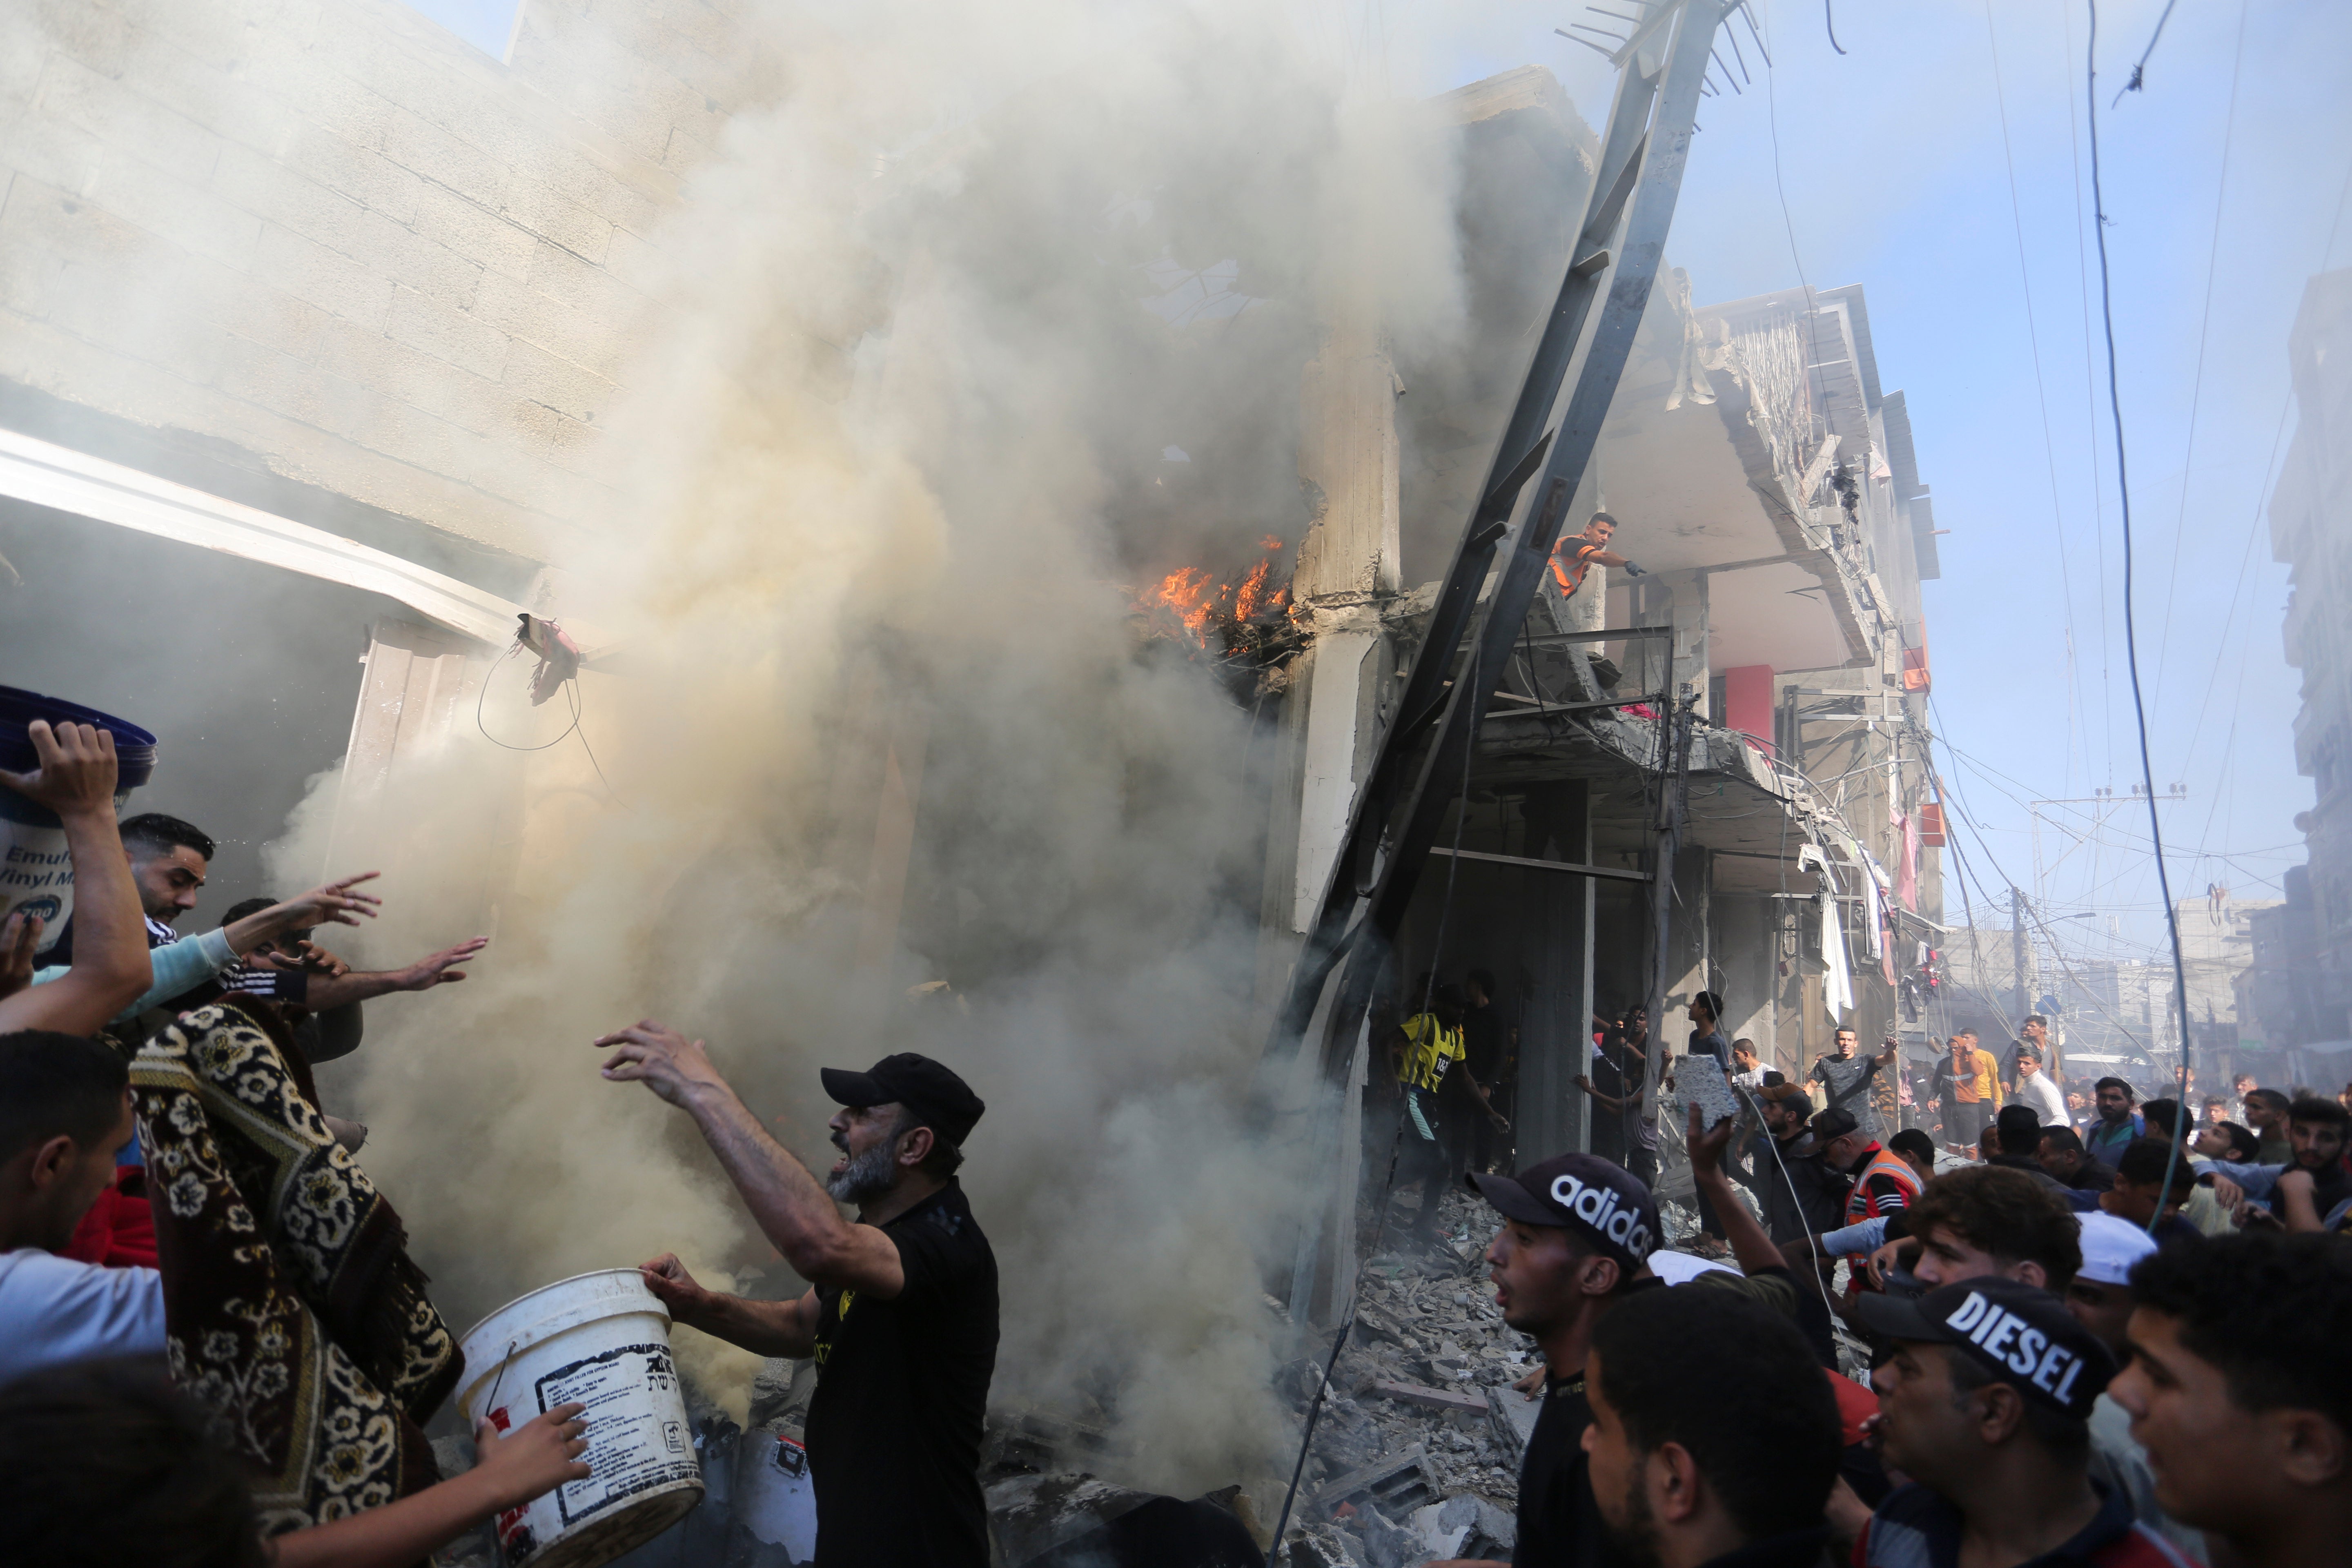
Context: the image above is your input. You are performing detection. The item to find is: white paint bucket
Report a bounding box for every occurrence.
[457,1270,705,1568]
[735,1430,819,1563]
[0,686,157,952]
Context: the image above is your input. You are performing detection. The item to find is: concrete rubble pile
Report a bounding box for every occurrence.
[1261,1185,1530,1567]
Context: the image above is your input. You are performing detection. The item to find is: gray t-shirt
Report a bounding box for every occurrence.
[0,1250,166,1386]
[1809,1052,1884,1137]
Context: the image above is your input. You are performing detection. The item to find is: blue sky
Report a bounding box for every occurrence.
[1398,0,2352,966]
[401,0,2350,967]
[399,0,514,58]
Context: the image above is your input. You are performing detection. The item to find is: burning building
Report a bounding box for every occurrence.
[2,0,1948,1555]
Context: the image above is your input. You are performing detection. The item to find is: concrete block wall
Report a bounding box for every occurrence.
[0,0,762,566]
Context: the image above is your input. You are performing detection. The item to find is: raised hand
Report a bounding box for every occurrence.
[395,935,488,991]
[275,872,383,929]
[0,720,118,818]
[595,1018,730,1109]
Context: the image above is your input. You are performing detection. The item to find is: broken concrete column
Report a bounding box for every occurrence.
[1286,301,1404,936]
[1261,297,1407,1331]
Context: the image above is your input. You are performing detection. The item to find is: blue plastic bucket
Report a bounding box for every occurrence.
[0,686,158,949]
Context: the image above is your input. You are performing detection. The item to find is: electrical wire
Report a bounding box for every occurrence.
[2084,0,2199,1237]
[474,643,625,805]
[2058,0,2116,781]
[2110,0,2179,107]
[1757,0,1839,450]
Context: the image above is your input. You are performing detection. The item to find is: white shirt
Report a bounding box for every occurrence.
[0,1250,167,1385]
[2012,1069,2066,1124]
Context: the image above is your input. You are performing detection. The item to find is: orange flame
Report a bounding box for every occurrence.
[1136,538,1291,648]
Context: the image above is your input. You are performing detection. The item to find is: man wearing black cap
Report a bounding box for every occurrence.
[1736,1085,1844,1245]
[595,1022,996,1568]
[1853,1278,2187,1567]
[1457,1153,1664,1568]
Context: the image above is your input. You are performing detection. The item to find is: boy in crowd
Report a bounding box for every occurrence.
[2011,1045,2067,1124]
[1984,1105,2071,1196]
[2066,1213,2208,1562]
[1809,1026,1896,1142]
[2268,1095,2350,1232]
[2039,1124,2117,1193]
[1928,1033,2003,1157]
[2052,1138,2202,1246]
[2240,1087,2292,1165]
[2108,1234,2352,1568]
[1581,1289,1844,1568]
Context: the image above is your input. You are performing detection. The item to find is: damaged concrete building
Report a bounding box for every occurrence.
[1247,62,1948,1337]
[2,0,1945,1561]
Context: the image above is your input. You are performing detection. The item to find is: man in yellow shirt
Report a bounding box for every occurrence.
[1927,1033,2004,1157]
[1390,983,1503,1243]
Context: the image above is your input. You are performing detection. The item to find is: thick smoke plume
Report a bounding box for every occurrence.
[256,0,1471,1495]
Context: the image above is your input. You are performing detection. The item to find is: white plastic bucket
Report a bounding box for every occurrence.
[457,1270,705,1568]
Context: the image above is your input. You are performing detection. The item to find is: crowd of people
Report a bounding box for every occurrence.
[7,716,2352,1568]
[1390,980,2352,1568]
[0,719,999,1566]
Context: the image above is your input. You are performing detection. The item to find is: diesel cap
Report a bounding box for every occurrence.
[1855,1275,2116,1421]
[821,1053,986,1147]
[1468,1153,1660,1273]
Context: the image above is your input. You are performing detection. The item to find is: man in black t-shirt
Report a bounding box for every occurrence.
[1453,968,1513,1176]
[597,1022,997,1568]
[1454,1152,1664,1568]
[1580,1007,1656,1185]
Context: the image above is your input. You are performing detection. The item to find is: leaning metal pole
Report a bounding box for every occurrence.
[1263,0,1733,1090]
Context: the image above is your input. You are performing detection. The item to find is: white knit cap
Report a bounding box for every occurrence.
[2075,1210,2160,1286]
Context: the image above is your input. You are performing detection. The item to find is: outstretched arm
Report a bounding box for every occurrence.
[298,936,489,1010]
[637,1253,820,1357]
[271,1404,589,1568]
[0,723,149,1036]
[595,1020,907,1298]
[1687,1103,1788,1278]
[218,874,385,960]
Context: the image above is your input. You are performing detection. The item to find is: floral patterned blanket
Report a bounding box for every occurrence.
[130,1001,459,1533]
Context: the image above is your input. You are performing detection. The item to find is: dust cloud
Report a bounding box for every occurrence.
[261,0,1474,1495]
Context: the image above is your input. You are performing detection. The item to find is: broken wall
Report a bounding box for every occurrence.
[0,0,758,565]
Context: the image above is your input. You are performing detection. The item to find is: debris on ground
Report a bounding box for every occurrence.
[1257,1185,1532,1565]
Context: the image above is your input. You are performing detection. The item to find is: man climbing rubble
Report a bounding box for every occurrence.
[597,1023,997,1568]
[1394,984,1506,1242]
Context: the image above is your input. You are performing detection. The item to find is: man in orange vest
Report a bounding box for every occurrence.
[1547,512,1646,603]
[1817,1106,1924,1227]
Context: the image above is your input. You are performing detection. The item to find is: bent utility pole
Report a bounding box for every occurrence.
[1266,0,1734,1089]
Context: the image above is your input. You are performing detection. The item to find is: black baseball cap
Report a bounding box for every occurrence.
[1467,1154,1660,1272]
[1812,1107,1860,1141]
[821,1054,986,1147]
[1854,1276,2116,1422]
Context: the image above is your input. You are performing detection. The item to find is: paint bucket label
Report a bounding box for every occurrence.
[535,1343,700,1529]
